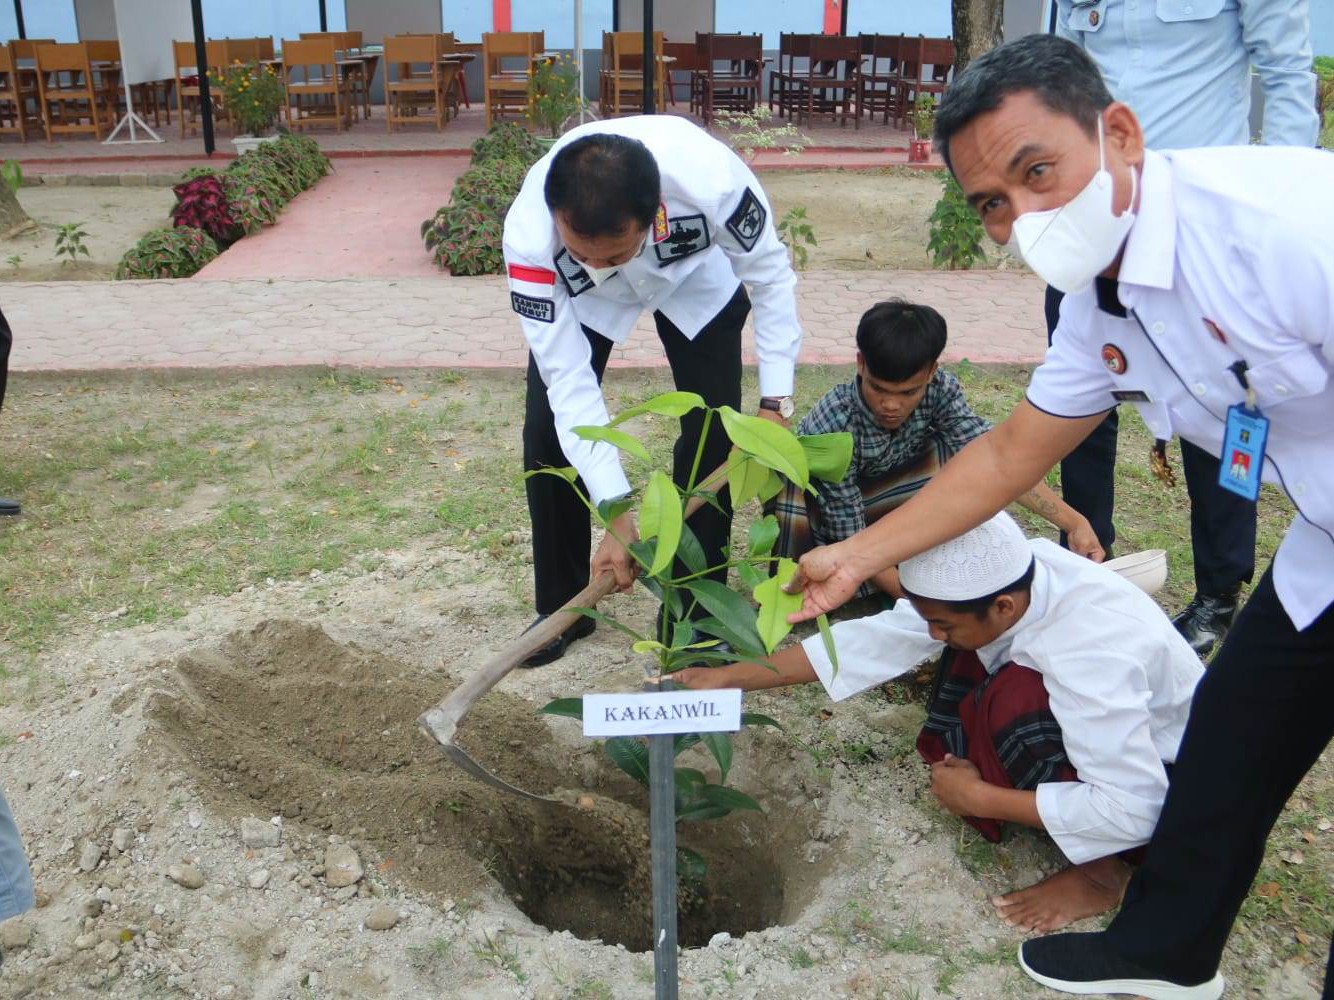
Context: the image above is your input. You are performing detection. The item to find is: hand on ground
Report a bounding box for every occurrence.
[1065,518,1105,563]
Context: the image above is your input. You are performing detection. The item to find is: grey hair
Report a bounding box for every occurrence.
[934,34,1114,173]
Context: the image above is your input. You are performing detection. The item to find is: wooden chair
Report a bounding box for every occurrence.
[34,42,110,140]
[661,40,702,109]
[694,32,762,126]
[437,32,468,111]
[83,40,122,126]
[384,34,456,132]
[770,32,814,119]
[281,37,352,131]
[895,36,954,128]
[8,38,53,137]
[0,47,27,141]
[601,31,664,116]
[173,39,227,137]
[789,34,861,128]
[482,31,541,127]
[858,34,903,125]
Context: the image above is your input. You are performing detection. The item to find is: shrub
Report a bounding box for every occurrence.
[927,171,987,270]
[528,53,583,138]
[180,165,219,182]
[171,173,241,245]
[469,121,543,166]
[211,60,284,137]
[115,227,219,279]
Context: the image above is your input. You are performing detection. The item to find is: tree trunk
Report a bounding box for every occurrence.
[952,0,1005,74]
[0,182,33,240]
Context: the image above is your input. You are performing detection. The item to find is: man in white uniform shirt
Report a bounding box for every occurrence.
[785,35,1334,1000]
[680,513,1202,933]
[503,117,802,664]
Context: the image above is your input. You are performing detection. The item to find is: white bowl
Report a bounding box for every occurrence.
[1103,549,1168,595]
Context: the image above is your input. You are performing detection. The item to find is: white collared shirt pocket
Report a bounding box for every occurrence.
[1245,348,1329,410]
[1155,0,1227,23]
[1067,0,1107,33]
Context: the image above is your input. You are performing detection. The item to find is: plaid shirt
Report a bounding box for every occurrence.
[797,370,990,540]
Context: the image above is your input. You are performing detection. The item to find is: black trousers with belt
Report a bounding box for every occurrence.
[1045,286,1255,593]
[0,306,10,416]
[1104,566,1334,989]
[523,286,747,616]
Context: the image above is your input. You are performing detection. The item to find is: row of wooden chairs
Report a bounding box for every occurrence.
[0,39,163,142]
[771,33,955,129]
[383,33,466,132]
[481,30,544,127]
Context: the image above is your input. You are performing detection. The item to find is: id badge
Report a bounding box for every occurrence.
[1217,404,1268,502]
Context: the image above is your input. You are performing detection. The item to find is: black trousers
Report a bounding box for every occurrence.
[1104,567,1334,989]
[0,306,10,415]
[1045,286,1255,592]
[523,286,747,616]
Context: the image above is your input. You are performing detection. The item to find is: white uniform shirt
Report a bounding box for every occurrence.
[502,116,803,504]
[1029,146,1334,630]
[803,540,1205,865]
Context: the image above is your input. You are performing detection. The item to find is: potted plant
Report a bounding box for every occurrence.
[527,52,585,147]
[910,93,935,163]
[534,392,850,922]
[213,60,286,154]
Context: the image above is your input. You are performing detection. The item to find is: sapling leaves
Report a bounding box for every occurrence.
[699,784,763,813]
[537,697,583,720]
[569,606,642,641]
[639,470,682,576]
[572,424,651,464]
[799,432,854,483]
[752,558,803,653]
[727,452,770,510]
[677,847,708,885]
[675,523,709,577]
[522,465,578,484]
[701,732,733,784]
[595,495,635,526]
[748,514,779,558]
[718,406,810,490]
[741,712,784,730]
[817,612,839,677]
[681,579,766,653]
[605,737,650,785]
[608,390,705,427]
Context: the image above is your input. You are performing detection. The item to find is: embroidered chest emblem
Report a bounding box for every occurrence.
[654,213,710,265]
[652,203,669,243]
[553,248,594,297]
[1101,343,1127,375]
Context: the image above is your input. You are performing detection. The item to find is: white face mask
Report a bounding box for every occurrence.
[577,236,647,288]
[1003,116,1137,295]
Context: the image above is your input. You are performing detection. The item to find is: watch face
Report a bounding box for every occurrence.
[779,397,795,419]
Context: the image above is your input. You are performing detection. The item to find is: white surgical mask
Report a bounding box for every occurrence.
[1003,116,1137,295]
[577,236,647,288]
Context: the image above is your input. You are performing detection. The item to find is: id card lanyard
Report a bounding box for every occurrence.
[1217,360,1268,502]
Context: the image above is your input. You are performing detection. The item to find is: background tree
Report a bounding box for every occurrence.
[952,0,1005,72]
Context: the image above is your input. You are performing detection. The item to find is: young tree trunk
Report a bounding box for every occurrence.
[0,182,33,240]
[952,0,1005,73]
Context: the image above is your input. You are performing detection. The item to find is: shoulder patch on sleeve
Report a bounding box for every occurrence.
[511,291,555,323]
[554,248,595,297]
[654,213,711,265]
[725,187,767,252]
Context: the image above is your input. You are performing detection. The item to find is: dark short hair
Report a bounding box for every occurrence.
[543,134,661,237]
[903,558,1036,621]
[855,299,948,383]
[934,34,1114,173]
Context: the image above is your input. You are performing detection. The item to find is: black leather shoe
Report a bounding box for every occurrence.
[520,614,596,668]
[1019,932,1223,1000]
[0,496,18,516]
[1172,589,1241,659]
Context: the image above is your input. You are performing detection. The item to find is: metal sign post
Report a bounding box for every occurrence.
[574,0,586,123]
[583,684,744,1000]
[641,0,654,115]
[103,81,163,144]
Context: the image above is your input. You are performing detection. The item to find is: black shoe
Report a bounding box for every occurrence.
[1172,589,1240,659]
[1019,933,1224,1000]
[520,614,596,668]
[0,496,18,516]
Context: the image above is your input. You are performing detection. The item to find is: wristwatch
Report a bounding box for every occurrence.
[760,396,795,419]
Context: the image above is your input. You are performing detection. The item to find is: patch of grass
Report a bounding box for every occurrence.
[472,930,525,983]
[569,980,615,1000]
[406,933,457,972]
[784,945,816,968]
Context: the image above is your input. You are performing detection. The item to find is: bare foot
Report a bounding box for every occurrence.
[991,856,1131,933]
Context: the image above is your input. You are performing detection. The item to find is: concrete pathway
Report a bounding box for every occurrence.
[195,158,466,281]
[6,269,1045,373]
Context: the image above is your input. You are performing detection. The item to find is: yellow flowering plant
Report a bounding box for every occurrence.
[211,60,285,137]
[527,52,584,138]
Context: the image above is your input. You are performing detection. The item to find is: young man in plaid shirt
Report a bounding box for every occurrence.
[773,300,1103,599]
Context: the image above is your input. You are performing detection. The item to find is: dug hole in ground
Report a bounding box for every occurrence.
[0,530,1114,1000]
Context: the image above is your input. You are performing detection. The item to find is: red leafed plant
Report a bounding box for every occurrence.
[170,173,240,246]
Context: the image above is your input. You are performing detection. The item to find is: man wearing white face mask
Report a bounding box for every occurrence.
[503,117,802,664]
[783,34,1334,1000]
[1044,0,1319,661]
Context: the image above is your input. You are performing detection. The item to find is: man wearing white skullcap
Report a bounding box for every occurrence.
[679,512,1203,932]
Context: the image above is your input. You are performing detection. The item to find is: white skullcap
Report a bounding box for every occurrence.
[899,512,1034,601]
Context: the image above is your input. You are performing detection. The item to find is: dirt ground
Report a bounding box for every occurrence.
[0,186,175,282]
[763,170,1009,272]
[0,367,1322,1000]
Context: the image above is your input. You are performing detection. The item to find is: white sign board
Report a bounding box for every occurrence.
[113,0,194,86]
[583,689,743,737]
